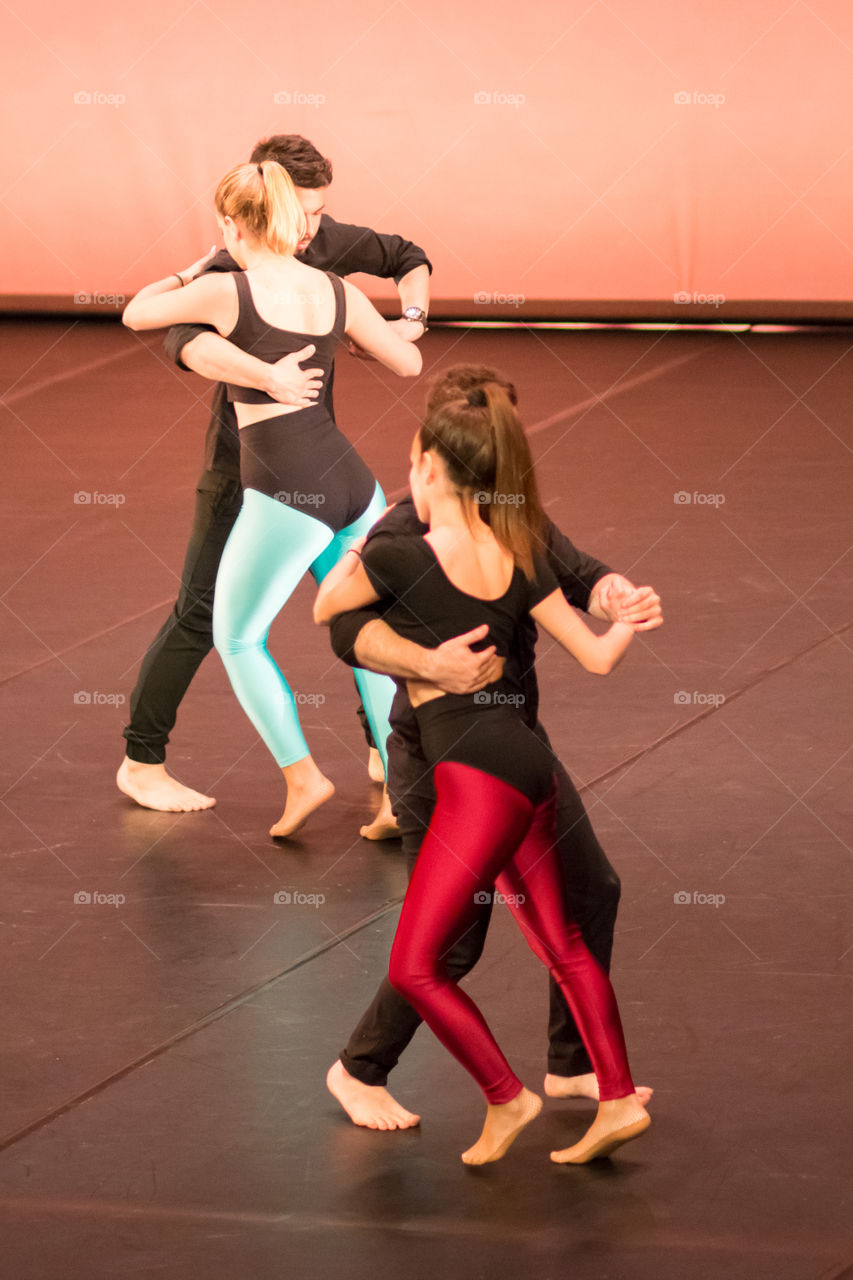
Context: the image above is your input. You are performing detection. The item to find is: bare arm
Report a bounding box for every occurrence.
[123,268,235,334]
[353,618,503,692]
[179,333,323,407]
[316,546,503,690]
[313,551,380,624]
[531,589,635,674]
[343,282,422,376]
[346,263,431,358]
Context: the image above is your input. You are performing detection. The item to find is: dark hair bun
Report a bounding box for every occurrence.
[465,387,488,408]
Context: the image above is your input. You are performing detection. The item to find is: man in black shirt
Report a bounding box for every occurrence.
[117,134,432,812]
[324,365,661,1130]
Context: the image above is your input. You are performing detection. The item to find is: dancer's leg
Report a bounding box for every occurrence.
[495,792,650,1161]
[213,490,335,835]
[534,726,624,1095]
[388,762,544,1162]
[310,484,395,773]
[310,483,398,839]
[118,470,241,811]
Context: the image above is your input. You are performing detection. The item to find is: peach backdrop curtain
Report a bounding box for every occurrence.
[2,0,852,305]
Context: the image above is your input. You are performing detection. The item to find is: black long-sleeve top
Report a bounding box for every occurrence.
[328,497,612,742]
[162,215,432,477]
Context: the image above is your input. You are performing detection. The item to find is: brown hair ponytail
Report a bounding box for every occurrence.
[419,380,546,578]
[214,160,307,256]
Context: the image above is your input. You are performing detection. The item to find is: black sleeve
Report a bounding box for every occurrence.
[307,216,432,284]
[360,534,420,602]
[329,606,382,667]
[163,250,240,370]
[327,502,426,667]
[543,518,612,612]
[527,553,561,609]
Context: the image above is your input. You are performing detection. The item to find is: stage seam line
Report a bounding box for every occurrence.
[1,339,156,407]
[385,343,708,503]
[577,618,852,798]
[0,596,177,688]
[0,899,403,1155]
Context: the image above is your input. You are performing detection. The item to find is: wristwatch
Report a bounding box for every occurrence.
[402,306,428,330]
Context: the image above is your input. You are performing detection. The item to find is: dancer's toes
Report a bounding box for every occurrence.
[360,786,399,841]
[367,747,385,783]
[544,1073,653,1107]
[270,776,334,838]
[326,1060,420,1130]
[116,758,216,812]
[461,1087,542,1165]
[550,1097,650,1164]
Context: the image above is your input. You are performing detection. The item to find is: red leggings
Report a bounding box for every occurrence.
[388,762,635,1104]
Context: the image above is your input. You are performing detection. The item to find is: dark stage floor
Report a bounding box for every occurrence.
[1,318,852,1278]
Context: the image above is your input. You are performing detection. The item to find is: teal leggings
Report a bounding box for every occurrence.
[213,484,394,770]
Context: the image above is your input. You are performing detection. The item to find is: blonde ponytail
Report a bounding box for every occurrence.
[214,161,306,256]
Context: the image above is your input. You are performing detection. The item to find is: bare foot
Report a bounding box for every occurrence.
[360,785,400,841]
[368,747,385,783]
[116,757,215,812]
[326,1060,420,1130]
[550,1094,650,1164]
[461,1086,542,1166]
[270,756,335,838]
[544,1072,653,1107]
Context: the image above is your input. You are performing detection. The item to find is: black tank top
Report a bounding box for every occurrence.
[224,270,346,405]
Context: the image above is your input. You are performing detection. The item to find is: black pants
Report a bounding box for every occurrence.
[123,469,242,764]
[340,721,622,1084]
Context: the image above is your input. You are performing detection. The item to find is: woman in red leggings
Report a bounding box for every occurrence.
[314,383,654,1166]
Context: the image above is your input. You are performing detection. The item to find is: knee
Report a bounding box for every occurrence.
[212,611,256,661]
[388,943,431,1004]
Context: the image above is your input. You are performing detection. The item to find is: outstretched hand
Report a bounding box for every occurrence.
[427,624,503,693]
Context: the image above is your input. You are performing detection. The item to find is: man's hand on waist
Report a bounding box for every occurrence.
[264,345,324,406]
[423,625,504,693]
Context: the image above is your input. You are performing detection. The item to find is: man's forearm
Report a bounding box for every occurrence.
[181,331,276,390]
[396,264,430,315]
[353,618,432,680]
